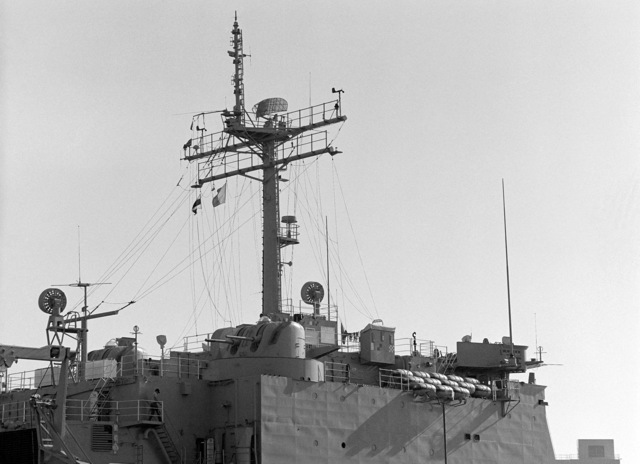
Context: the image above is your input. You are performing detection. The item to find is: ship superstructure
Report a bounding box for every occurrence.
[0,15,564,464]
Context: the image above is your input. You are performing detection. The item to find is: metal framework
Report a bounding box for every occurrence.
[183,15,346,316]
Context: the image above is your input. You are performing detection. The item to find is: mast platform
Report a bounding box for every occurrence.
[184,99,345,163]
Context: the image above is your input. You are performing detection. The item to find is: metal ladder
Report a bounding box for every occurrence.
[90,377,114,419]
[438,353,457,374]
[153,423,181,464]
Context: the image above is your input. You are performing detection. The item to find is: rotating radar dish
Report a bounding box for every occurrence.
[301,281,324,306]
[38,288,67,314]
[253,97,288,119]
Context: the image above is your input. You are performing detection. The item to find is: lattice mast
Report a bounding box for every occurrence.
[230,13,245,125]
[183,15,346,317]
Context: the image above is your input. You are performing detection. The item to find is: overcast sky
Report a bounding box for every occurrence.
[1,1,639,461]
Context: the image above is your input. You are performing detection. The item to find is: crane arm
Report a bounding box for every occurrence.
[0,344,67,368]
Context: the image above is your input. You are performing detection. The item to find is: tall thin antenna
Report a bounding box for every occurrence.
[502,179,515,361]
[326,217,330,321]
[534,312,538,352]
[77,225,82,283]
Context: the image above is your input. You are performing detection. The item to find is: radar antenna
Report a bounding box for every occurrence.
[38,288,67,315]
[47,229,119,380]
[39,288,69,349]
[49,280,116,381]
[301,281,325,315]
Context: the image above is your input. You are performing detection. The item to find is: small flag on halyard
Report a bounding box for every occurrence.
[212,183,227,207]
[192,196,202,214]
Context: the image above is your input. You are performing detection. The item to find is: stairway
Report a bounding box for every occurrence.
[90,377,115,420]
[153,424,181,464]
[438,352,457,374]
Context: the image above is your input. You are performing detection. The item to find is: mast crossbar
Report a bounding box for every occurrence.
[194,129,337,186]
[195,146,338,186]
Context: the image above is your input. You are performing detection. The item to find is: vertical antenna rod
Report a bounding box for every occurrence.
[534,312,538,353]
[326,217,330,320]
[77,225,82,283]
[502,179,515,360]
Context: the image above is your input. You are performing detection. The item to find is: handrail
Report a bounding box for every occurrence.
[5,365,68,391]
[1,400,34,427]
[379,368,410,391]
[182,334,210,353]
[491,379,521,402]
[185,99,343,163]
[66,399,164,423]
[119,354,207,379]
[324,362,350,383]
[3,354,207,391]
[555,454,621,460]
[394,338,439,357]
[286,300,339,322]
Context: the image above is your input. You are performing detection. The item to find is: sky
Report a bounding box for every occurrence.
[1,0,639,461]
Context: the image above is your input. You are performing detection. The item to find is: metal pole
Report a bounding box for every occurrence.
[502,179,515,360]
[442,402,448,464]
[80,285,88,382]
[160,347,164,377]
[326,217,330,320]
[132,326,140,375]
[262,140,281,314]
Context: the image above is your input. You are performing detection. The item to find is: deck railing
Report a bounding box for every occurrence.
[339,339,360,353]
[282,99,344,129]
[182,334,210,353]
[284,300,339,323]
[555,454,620,461]
[119,354,207,379]
[66,399,163,423]
[2,355,207,393]
[1,400,34,427]
[5,366,66,392]
[491,379,521,401]
[1,399,168,426]
[324,362,350,383]
[395,338,439,357]
[379,368,410,391]
[6,370,35,391]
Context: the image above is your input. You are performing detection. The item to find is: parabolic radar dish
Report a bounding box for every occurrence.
[253,97,288,119]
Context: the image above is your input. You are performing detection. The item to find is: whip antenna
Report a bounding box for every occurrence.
[502,179,515,362]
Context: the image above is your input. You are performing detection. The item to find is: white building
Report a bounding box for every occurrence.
[557,439,620,463]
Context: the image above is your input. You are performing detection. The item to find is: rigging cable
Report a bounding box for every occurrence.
[331,158,347,330]
[132,177,262,304]
[176,176,258,343]
[333,165,379,319]
[72,169,192,312]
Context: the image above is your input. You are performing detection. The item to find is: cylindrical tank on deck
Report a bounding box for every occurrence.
[88,345,147,362]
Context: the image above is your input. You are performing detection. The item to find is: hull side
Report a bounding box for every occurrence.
[260,375,555,464]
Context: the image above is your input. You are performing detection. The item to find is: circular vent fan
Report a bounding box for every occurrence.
[38,288,67,314]
[300,281,324,305]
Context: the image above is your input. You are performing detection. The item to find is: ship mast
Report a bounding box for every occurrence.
[184,15,346,317]
[230,13,245,125]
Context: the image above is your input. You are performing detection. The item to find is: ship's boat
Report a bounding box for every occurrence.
[0,14,560,464]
